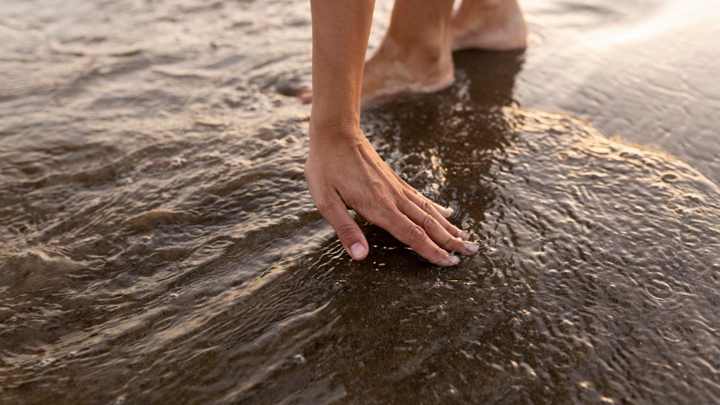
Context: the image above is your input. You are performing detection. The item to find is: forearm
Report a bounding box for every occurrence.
[309,0,376,138]
[305,0,478,265]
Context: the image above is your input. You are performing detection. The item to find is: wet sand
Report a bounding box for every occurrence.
[1,0,719,404]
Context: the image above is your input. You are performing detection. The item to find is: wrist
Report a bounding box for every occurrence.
[309,111,363,148]
[310,110,359,133]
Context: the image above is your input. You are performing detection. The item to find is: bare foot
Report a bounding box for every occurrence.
[360,37,455,107]
[299,0,457,108]
[298,38,455,107]
[297,87,313,104]
[451,0,527,51]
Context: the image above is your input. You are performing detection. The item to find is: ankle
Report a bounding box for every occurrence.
[456,0,521,23]
[383,26,451,67]
[469,0,515,11]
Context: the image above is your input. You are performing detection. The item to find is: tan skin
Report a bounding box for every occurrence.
[306,0,526,265]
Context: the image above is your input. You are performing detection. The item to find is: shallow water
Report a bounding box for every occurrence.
[1,0,719,404]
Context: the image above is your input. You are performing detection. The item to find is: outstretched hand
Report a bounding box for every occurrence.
[305,126,479,266]
[305,0,476,265]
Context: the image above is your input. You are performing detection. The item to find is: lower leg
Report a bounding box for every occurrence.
[361,0,456,105]
[451,0,527,51]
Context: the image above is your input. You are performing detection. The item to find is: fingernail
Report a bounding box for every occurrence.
[349,243,366,260]
[463,241,480,255]
[445,254,460,266]
[459,231,471,241]
[438,206,453,217]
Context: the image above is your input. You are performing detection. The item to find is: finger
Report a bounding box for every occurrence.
[433,201,455,219]
[404,190,471,241]
[367,200,459,266]
[398,198,479,257]
[391,172,454,219]
[297,87,313,104]
[315,191,368,260]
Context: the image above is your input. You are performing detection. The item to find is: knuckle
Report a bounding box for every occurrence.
[335,223,358,240]
[407,224,427,243]
[419,198,433,213]
[444,235,462,250]
[314,199,332,216]
[374,195,395,215]
[422,213,438,231]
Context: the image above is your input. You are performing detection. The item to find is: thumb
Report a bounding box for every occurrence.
[316,192,369,260]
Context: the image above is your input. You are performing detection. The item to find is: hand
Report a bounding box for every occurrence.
[305,126,479,266]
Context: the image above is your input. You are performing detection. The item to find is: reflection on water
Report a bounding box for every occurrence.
[1,0,719,404]
[517,0,720,182]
